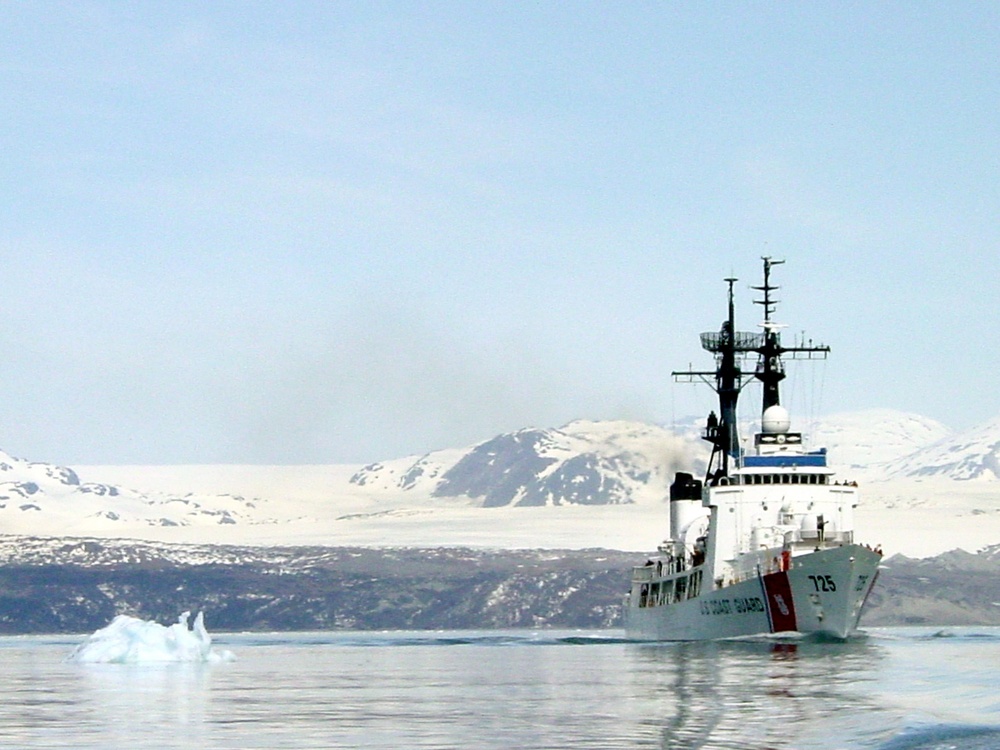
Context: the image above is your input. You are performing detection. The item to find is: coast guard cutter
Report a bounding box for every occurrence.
[625,258,881,640]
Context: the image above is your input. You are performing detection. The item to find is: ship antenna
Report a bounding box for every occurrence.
[751,256,785,413]
[750,257,830,418]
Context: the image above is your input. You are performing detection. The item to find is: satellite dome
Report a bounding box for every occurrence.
[761,405,791,434]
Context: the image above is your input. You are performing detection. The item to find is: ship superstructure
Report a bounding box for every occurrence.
[624,258,880,640]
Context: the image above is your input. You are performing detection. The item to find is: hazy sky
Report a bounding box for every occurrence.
[3,3,1000,465]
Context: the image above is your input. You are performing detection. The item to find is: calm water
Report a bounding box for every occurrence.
[0,628,998,749]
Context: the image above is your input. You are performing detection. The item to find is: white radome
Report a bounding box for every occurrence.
[761,404,791,434]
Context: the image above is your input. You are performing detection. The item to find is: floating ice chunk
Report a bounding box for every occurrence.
[68,611,235,664]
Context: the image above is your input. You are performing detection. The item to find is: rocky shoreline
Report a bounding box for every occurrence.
[0,536,994,634]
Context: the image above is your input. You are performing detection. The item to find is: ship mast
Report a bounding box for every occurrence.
[673,277,760,483]
[672,257,829,484]
[718,277,741,462]
[751,256,830,417]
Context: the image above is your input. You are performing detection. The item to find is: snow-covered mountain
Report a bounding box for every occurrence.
[881,415,1000,480]
[343,409,958,508]
[348,420,702,507]
[0,408,996,556]
[0,450,264,534]
[806,409,953,470]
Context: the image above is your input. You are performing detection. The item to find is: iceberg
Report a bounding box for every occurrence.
[68,611,235,664]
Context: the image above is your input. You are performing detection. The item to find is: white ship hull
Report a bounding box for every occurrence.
[625,544,880,641]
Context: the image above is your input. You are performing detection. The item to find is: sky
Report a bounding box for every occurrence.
[3,2,1000,465]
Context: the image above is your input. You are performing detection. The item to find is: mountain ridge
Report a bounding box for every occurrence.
[349,420,696,507]
[880,414,1000,480]
[1,408,997,555]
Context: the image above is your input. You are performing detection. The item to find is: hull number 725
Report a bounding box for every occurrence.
[807,574,837,592]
